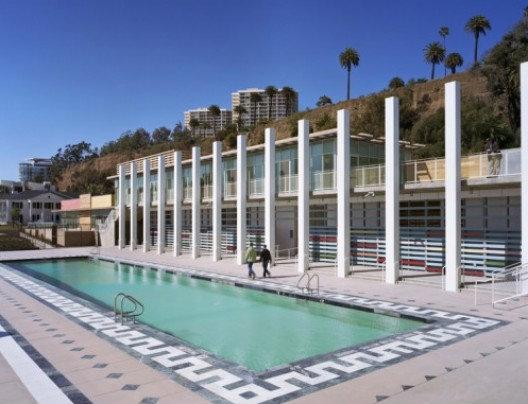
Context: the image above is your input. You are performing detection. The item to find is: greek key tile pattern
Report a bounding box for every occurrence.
[0,261,505,404]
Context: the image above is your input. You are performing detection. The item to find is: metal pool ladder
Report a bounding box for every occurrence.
[114,293,144,325]
[296,273,320,294]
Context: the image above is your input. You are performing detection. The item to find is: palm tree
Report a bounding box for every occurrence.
[249,92,262,127]
[388,77,405,90]
[281,86,296,116]
[316,95,332,107]
[264,86,278,121]
[208,105,221,137]
[188,118,199,138]
[439,26,449,76]
[233,105,247,132]
[200,122,211,138]
[465,15,491,66]
[424,42,446,80]
[444,52,464,74]
[339,48,360,100]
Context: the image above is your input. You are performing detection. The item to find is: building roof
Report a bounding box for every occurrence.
[0,190,73,201]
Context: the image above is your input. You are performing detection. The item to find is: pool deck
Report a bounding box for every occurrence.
[0,246,527,403]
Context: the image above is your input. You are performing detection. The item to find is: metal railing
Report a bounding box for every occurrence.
[491,262,528,307]
[275,246,298,261]
[296,272,320,294]
[202,185,213,200]
[183,187,192,201]
[114,293,144,325]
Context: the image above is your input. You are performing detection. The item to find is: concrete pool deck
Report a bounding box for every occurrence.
[0,246,527,403]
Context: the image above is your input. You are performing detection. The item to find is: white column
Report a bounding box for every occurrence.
[129,162,137,250]
[521,63,528,294]
[142,159,151,252]
[445,81,461,292]
[212,141,222,261]
[173,151,182,256]
[191,146,201,259]
[118,164,126,249]
[237,135,247,265]
[157,155,166,254]
[385,97,400,284]
[337,109,351,278]
[264,128,276,263]
[298,120,310,273]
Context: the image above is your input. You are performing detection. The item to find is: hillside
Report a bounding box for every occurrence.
[54,10,528,195]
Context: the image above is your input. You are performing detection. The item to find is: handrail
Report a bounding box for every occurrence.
[296,272,320,294]
[307,273,320,294]
[114,292,144,324]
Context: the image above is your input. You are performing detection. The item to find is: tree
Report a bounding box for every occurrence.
[264,86,278,121]
[233,105,247,132]
[152,127,171,143]
[281,86,296,116]
[188,118,200,138]
[439,26,450,76]
[316,95,333,107]
[444,52,464,74]
[465,15,491,65]
[482,8,528,133]
[424,42,446,80]
[249,92,262,126]
[388,77,405,90]
[170,122,185,141]
[10,207,21,226]
[208,104,221,137]
[339,48,360,100]
[200,122,211,138]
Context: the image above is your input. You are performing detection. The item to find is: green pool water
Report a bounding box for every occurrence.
[11,258,422,371]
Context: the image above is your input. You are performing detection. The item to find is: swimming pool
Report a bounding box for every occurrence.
[7,258,423,372]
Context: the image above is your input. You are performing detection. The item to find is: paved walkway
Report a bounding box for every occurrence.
[1,246,527,403]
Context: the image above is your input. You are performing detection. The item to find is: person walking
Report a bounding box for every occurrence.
[260,245,272,278]
[245,242,257,279]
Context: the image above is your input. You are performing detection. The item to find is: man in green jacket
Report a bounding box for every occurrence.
[245,242,257,279]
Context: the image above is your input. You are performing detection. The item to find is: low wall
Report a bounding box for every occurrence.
[24,227,56,244]
[56,229,96,247]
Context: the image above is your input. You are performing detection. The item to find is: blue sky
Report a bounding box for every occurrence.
[0,0,525,179]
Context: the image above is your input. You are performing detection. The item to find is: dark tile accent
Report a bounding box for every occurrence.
[53,333,65,338]
[424,375,436,381]
[106,373,123,379]
[46,328,57,332]
[402,385,413,391]
[445,367,455,372]
[376,395,389,402]
[463,359,473,364]
[62,340,74,344]
[496,346,504,350]
[93,363,108,369]
[81,354,95,360]
[70,347,84,352]
[480,352,490,357]
[122,384,140,391]
[140,398,159,404]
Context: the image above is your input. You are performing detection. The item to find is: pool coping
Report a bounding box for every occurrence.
[0,256,508,404]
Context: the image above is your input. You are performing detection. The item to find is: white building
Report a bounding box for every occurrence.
[231,87,299,128]
[0,190,70,225]
[184,108,232,137]
[109,68,528,295]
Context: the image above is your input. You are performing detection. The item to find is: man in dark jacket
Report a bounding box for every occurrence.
[259,245,272,278]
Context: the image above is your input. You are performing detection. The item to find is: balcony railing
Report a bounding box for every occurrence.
[312,171,336,192]
[166,188,174,203]
[248,178,264,196]
[202,185,213,200]
[351,148,520,188]
[277,175,298,195]
[183,187,192,201]
[224,181,237,198]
